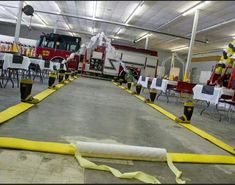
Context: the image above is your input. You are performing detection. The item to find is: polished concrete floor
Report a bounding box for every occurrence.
[0,77,235,183]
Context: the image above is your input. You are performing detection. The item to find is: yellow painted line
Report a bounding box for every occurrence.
[112,82,235,155]
[0,137,235,165]
[0,77,78,125]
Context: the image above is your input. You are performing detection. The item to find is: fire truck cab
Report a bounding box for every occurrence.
[35,33,81,70]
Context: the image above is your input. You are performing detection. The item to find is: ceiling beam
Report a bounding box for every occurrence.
[0,3,207,44]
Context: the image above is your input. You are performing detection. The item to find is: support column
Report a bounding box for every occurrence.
[14,1,24,43]
[145,35,149,50]
[183,9,199,82]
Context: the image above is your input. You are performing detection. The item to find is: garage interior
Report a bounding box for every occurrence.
[0,1,235,184]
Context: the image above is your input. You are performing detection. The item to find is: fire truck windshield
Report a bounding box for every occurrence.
[37,33,81,52]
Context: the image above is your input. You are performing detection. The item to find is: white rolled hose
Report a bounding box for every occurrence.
[75,141,167,161]
[72,141,185,184]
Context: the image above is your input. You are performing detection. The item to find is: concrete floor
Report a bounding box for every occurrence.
[0,77,235,183]
[139,86,235,147]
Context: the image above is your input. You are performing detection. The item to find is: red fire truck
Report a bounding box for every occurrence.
[35,33,81,70]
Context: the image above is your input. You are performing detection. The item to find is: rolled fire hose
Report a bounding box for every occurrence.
[72,142,186,184]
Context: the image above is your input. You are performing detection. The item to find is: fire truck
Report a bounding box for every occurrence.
[35,33,81,70]
[78,32,158,81]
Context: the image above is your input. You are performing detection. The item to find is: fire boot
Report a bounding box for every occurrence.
[48,72,58,90]
[149,89,157,102]
[58,70,65,84]
[20,79,39,104]
[136,84,142,95]
[175,101,195,124]
[127,82,132,90]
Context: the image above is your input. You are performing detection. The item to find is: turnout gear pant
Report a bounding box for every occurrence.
[175,101,194,124]
[149,89,157,102]
[58,70,65,83]
[20,79,39,104]
[127,82,132,90]
[48,72,58,90]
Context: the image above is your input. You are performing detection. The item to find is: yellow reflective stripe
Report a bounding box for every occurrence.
[20,79,33,84]
[113,82,235,155]
[49,73,57,78]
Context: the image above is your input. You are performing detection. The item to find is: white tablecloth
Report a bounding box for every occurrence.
[150,78,168,93]
[137,76,149,88]
[193,84,234,105]
[0,52,30,70]
[29,58,45,70]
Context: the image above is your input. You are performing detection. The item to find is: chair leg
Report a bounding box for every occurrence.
[16,70,19,88]
[4,69,14,88]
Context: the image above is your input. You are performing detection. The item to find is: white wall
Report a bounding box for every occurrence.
[190,51,221,83]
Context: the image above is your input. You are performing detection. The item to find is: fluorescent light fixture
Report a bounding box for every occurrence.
[125,1,144,24]
[93,1,97,19]
[68,24,73,30]
[171,46,189,52]
[117,28,123,35]
[182,1,211,16]
[34,13,47,26]
[135,33,152,43]
[53,1,61,13]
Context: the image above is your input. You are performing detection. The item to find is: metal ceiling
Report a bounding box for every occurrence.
[0,1,234,54]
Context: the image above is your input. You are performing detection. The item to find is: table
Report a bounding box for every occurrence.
[0,52,30,88]
[150,79,178,103]
[137,76,150,88]
[193,84,234,121]
[193,84,234,105]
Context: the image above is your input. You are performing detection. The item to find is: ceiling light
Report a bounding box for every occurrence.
[117,28,122,35]
[125,1,144,24]
[233,36,235,39]
[53,1,61,13]
[68,24,73,30]
[182,1,211,16]
[135,33,152,43]
[93,1,97,19]
[171,46,189,52]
